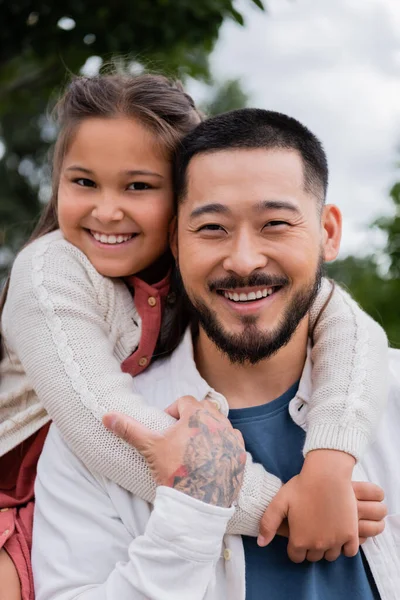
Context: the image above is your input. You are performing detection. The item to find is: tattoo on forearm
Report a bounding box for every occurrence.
[170,409,246,507]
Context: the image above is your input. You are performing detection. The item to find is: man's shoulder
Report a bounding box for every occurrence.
[132,330,205,410]
[389,348,400,393]
[132,354,178,409]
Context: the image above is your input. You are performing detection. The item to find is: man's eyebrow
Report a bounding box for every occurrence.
[190,203,230,219]
[65,166,163,178]
[254,199,301,214]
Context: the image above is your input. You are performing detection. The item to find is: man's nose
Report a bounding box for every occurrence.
[222,231,268,277]
[91,193,124,224]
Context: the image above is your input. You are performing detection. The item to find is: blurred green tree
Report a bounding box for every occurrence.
[0,0,264,281]
[327,182,400,348]
[202,78,250,116]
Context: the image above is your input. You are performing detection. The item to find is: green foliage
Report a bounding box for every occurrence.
[327,180,400,348]
[0,0,264,282]
[202,78,250,117]
[327,254,400,349]
[373,182,400,279]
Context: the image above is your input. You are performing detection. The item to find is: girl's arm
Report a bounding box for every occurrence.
[4,234,279,537]
[305,278,389,459]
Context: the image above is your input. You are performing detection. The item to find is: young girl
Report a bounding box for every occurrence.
[0,72,388,599]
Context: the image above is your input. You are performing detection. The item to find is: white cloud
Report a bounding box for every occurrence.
[201,0,400,257]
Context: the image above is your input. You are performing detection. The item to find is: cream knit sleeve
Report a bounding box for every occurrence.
[304,278,389,459]
[3,234,279,537]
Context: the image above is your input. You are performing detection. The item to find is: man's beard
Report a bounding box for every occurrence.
[177,256,324,365]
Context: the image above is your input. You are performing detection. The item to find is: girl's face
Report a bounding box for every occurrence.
[58,116,174,278]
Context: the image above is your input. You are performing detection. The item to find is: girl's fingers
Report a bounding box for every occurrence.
[324,547,342,562]
[352,481,384,502]
[358,519,385,540]
[306,549,325,562]
[357,500,387,522]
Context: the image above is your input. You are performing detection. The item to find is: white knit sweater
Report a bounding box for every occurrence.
[0,230,389,535]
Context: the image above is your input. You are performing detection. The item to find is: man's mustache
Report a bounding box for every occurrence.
[208,273,289,292]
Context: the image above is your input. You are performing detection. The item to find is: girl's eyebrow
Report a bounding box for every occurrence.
[66,165,94,174]
[124,170,164,179]
[65,165,164,179]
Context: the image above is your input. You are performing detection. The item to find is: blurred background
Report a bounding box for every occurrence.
[0,0,399,346]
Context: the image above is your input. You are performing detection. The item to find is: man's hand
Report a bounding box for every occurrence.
[103,396,246,508]
[258,450,361,563]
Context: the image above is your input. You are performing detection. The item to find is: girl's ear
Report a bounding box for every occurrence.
[169,216,178,260]
[321,204,342,262]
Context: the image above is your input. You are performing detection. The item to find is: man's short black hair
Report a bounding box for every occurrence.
[174,108,328,207]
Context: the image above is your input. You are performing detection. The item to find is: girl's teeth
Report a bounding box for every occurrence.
[92,232,133,244]
[223,288,275,302]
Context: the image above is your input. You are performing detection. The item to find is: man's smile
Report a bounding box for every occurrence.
[216,285,283,303]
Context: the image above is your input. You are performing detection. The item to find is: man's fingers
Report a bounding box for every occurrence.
[233,429,245,446]
[357,500,387,522]
[258,491,289,547]
[103,412,157,452]
[164,395,200,419]
[352,481,384,502]
[358,519,386,539]
[342,537,359,558]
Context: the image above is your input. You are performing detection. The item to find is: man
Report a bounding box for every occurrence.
[32,110,400,599]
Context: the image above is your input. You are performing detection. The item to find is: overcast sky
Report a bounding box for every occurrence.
[191,0,400,258]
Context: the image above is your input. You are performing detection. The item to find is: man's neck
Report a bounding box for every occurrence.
[194,321,309,409]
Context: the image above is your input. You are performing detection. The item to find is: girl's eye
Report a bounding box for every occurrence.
[128,182,151,191]
[73,178,96,187]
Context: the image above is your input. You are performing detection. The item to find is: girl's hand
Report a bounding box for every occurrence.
[261,480,386,560]
[257,450,385,562]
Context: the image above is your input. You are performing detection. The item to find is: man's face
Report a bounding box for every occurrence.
[172,148,341,364]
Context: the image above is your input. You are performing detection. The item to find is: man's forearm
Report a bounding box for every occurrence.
[34,485,232,600]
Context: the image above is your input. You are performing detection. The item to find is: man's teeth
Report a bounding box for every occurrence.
[91,231,134,244]
[223,288,275,302]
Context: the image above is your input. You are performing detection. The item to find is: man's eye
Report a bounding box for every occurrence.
[128,182,151,191]
[198,224,225,232]
[264,220,289,228]
[73,178,96,187]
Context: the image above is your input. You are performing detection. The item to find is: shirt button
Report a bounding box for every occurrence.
[148,296,157,307]
[0,508,9,512]
[138,357,148,368]
[211,400,221,411]
[3,529,10,537]
[223,548,232,561]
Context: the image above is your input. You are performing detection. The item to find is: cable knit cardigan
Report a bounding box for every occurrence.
[0,230,389,535]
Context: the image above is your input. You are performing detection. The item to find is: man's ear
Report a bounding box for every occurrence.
[321,204,342,262]
[169,216,178,260]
